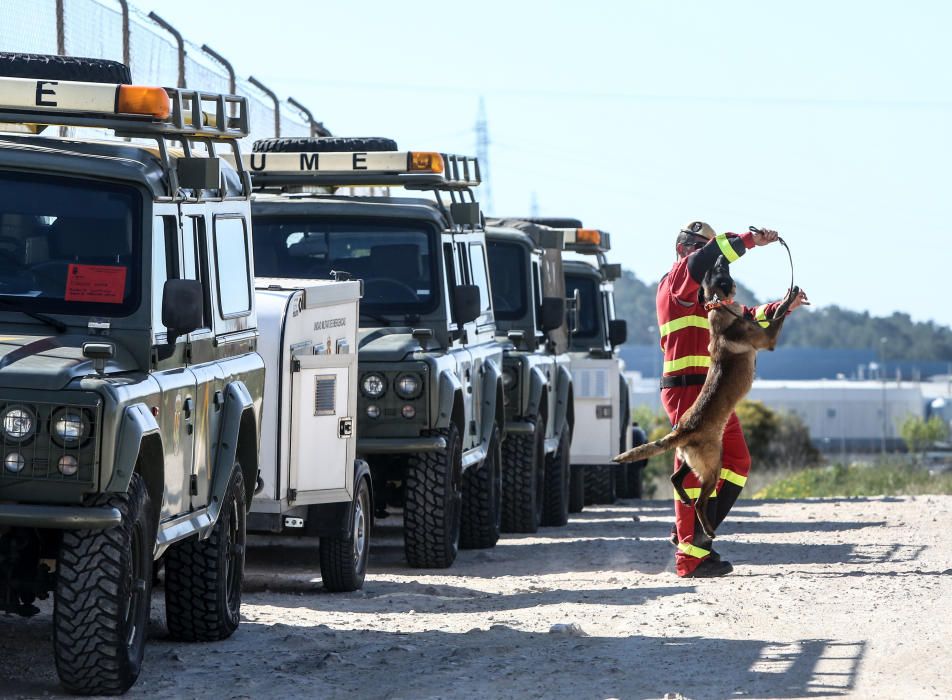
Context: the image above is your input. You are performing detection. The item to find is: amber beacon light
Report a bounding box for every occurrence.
[117,85,172,119]
[575,228,601,246]
[408,151,444,173]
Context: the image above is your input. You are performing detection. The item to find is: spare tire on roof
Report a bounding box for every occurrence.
[0,52,131,84]
[252,136,398,153]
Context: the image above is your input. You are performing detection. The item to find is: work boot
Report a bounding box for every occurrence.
[682,558,733,578]
[670,530,720,561]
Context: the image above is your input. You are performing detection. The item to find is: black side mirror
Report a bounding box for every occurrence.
[162,279,204,341]
[539,296,565,332]
[608,319,628,347]
[454,285,482,325]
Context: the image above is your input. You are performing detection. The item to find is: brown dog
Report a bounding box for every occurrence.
[613,255,799,539]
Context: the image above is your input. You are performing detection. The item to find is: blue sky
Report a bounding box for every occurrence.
[153,0,951,326]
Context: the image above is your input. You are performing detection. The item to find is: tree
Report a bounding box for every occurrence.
[735,400,779,466]
[899,415,950,457]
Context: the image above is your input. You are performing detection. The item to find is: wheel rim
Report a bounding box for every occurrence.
[123,521,146,650]
[353,490,367,569]
[224,496,242,614]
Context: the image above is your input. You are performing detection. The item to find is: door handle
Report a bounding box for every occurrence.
[213,391,224,411]
[183,397,193,419]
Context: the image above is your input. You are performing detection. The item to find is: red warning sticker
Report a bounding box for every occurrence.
[64,264,127,304]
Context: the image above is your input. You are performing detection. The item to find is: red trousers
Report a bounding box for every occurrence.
[661,384,751,576]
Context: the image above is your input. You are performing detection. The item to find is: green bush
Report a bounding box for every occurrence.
[753,461,952,499]
[899,414,949,457]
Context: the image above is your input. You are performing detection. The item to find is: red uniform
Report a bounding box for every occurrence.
[657,230,783,576]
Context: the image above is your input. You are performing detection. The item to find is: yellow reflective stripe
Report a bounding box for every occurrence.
[719,468,747,487]
[663,355,711,373]
[674,488,718,500]
[677,541,711,558]
[659,315,710,338]
[715,233,740,263]
[754,304,770,328]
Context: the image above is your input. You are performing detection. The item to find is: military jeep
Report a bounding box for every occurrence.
[234,137,505,568]
[484,219,574,530]
[0,54,263,694]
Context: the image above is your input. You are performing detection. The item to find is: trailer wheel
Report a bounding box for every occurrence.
[0,52,131,83]
[584,465,616,505]
[404,424,462,568]
[460,422,502,549]
[500,417,545,533]
[542,425,571,526]
[53,473,154,695]
[320,476,372,591]
[164,466,246,641]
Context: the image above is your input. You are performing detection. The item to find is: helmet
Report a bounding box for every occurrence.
[680,221,716,240]
[676,221,716,257]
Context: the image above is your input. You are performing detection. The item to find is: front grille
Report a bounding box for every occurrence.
[0,396,101,484]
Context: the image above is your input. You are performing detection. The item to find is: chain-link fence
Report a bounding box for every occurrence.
[0,0,313,144]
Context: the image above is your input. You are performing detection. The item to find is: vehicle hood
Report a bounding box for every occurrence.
[357,328,422,362]
[0,333,135,391]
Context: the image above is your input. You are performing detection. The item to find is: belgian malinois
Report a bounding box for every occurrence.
[613,255,799,539]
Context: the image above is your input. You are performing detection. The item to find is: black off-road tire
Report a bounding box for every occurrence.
[165,466,246,641]
[500,418,545,533]
[54,473,154,695]
[253,136,398,153]
[320,476,372,592]
[0,52,130,83]
[569,465,585,513]
[584,465,616,505]
[404,425,462,568]
[542,426,571,527]
[620,425,648,499]
[460,423,502,549]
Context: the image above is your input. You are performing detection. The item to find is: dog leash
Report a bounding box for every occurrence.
[708,227,797,326]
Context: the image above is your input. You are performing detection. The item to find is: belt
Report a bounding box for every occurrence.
[660,374,707,389]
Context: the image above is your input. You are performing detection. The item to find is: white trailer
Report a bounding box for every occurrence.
[251,277,372,591]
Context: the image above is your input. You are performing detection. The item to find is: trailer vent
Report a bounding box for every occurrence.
[314,375,336,416]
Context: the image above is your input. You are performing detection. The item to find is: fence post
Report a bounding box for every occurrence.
[201,45,237,117]
[288,97,331,137]
[117,0,130,66]
[249,76,280,138]
[56,0,65,55]
[147,12,186,88]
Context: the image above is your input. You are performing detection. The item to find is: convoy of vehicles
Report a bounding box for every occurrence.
[0,52,637,695]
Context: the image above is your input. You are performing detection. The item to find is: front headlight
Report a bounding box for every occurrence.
[361,373,386,399]
[394,373,423,399]
[1,406,36,443]
[51,409,90,447]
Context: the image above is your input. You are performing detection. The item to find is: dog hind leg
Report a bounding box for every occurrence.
[670,463,693,506]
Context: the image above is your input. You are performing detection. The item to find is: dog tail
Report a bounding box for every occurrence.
[612,429,685,463]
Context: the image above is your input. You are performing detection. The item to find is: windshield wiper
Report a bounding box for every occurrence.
[0,298,68,333]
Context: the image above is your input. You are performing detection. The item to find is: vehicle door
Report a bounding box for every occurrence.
[532,256,556,441]
[442,236,474,447]
[150,208,197,520]
[455,232,497,451]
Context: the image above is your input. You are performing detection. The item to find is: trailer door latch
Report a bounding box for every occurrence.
[339,417,354,438]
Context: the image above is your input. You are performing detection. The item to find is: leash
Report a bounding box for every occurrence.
[707,227,797,326]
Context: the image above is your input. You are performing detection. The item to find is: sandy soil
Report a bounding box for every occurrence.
[1,495,950,699]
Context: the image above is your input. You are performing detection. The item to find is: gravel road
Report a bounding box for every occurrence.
[2,495,950,699]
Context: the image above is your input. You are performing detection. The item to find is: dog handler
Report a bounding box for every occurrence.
[658,221,808,577]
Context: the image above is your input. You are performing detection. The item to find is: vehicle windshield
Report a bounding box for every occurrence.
[0,171,141,317]
[487,240,528,321]
[252,217,438,316]
[566,273,603,346]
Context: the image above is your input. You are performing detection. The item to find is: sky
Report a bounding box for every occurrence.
[149,0,952,326]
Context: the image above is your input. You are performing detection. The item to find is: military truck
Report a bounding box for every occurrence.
[230,137,505,568]
[0,54,263,694]
[251,277,372,591]
[484,219,574,530]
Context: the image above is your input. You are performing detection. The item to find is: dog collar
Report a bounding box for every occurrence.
[703,297,734,311]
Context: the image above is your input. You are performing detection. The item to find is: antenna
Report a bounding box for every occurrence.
[475,97,492,214]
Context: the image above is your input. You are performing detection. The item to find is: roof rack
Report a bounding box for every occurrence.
[486,218,565,250]
[0,76,249,139]
[230,150,481,191]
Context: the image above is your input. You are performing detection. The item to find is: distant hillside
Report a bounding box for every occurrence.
[614,269,952,361]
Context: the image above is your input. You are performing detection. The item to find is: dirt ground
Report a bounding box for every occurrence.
[1,495,950,699]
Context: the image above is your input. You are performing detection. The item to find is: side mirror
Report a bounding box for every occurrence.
[566,289,580,335]
[162,279,204,341]
[453,285,482,325]
[539,296,565,332]
[608,319,628,347]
